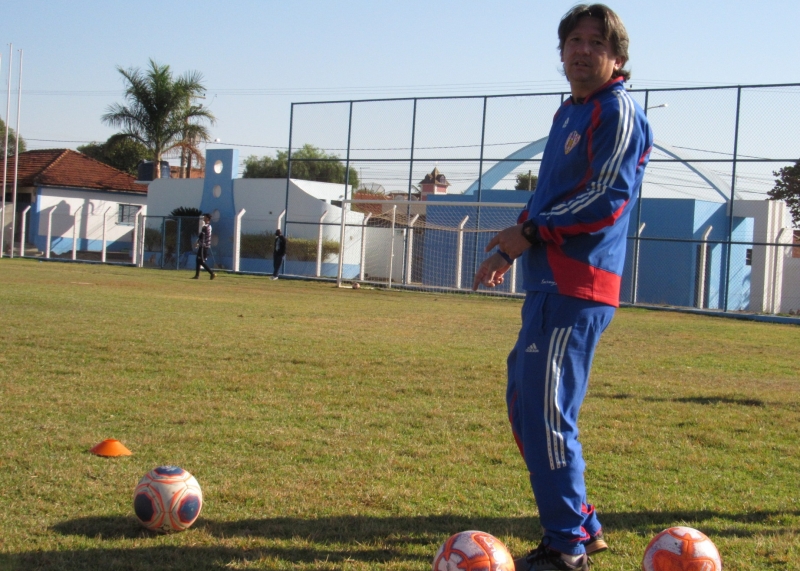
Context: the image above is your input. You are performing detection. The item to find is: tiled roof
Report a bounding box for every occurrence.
[1,149,147,194]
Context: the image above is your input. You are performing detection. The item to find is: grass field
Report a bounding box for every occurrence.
[0,259,798,570]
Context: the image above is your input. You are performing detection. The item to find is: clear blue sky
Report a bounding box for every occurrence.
[2,0,799,164]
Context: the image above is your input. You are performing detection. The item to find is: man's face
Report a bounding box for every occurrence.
[561,17,623,99]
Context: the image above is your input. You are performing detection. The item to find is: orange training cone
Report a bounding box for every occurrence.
[90,439,132,457]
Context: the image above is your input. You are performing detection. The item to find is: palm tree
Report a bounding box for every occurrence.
[102,59,215,179]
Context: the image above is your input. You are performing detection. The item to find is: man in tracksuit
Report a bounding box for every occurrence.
[473,5,652,570]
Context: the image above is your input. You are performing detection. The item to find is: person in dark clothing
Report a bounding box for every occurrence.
[193,213,216,280]
[272,228,287,280]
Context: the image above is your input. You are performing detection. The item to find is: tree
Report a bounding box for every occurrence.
[243,144,359,189]
[769,159,800,227]
[515,171,538,191]
[0,117,26,157]
[77,135,150,175]
[102,59,215,179]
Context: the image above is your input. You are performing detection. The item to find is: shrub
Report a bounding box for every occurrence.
[144,228,162,252]
[239,232,339,262]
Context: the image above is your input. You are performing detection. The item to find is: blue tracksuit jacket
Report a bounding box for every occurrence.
[519,78,653,307]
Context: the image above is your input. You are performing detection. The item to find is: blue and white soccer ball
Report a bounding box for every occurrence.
[133,466,203,533]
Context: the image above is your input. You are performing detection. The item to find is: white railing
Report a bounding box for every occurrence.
[455,216,469,290]
[233,208,246,272]
[71,205,83,261]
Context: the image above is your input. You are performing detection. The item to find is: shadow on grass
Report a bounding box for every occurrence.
[672,396,764,407]
[196,510,799,541]
[597,393,765,407]
[24,509,796,570]
[51,515,147,540]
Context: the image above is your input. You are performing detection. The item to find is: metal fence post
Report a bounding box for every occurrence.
[233,208,246,272]
[388,205,397,289]
[473,96,488,278]
[137,210,146,267]
[632,223,645,304]
[101,207,111,263]
[337,203,347,286]
[283,104,294,238]
[402,99,418,282]
[45,206,55,259]
[632,89,651,304]
[160,218,167,269]
[18,204,30,257]
[344,101,353,202]
[724,86,743,312]
[695,226,713,308]
[72,205,83,261]
[316,211,328,278]
[176,217,182,270]
[405,214,419,285]
[360,212,371,281]
[456,216,470,289]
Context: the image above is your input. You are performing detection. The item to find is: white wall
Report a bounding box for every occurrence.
[36,187,147,251]
[145,176,366,268]
[781,256,800,314]
[146,179,203,218]
[732,200,792,314]
[231,179,287,234]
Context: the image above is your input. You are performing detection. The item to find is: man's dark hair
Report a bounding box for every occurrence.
[203,213,211,220]
[275,229,282,236]
[558,4,631,81]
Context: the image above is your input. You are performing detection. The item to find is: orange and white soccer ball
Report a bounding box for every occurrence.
[133,466,203,533]
[642,526,722,571]
[433,530,514,571]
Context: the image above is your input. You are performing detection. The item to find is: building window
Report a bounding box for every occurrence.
[745,248,752,266]
[118,204,138,225]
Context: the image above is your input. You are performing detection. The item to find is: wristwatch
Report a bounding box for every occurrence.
[521,219,539,245]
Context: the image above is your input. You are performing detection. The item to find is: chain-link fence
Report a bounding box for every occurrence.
[14,84,798,316]
[280,84,800,315]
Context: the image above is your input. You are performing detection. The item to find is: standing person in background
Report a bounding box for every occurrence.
[272,228,287,280]
[193,213,216,280]
[472,4,652,570]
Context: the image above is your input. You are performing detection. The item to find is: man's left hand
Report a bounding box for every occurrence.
[472,252,512,290]
[485,223,532,258]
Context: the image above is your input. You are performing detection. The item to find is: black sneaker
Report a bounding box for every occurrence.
[584,530,608,555]
[514,542,589,571]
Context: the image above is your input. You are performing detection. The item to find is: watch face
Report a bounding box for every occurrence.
[522,221,538,243]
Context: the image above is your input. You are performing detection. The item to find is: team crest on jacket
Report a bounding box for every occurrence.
[564,131,581,154]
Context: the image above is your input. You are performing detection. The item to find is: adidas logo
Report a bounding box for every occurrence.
[525,342,539,353]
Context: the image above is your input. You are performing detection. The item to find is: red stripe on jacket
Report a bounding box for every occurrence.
[537,202,627,246]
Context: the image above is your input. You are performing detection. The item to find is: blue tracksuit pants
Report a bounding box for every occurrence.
[507,291,615,555]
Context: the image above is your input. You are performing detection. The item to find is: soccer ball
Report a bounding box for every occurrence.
[642,527,722,571]
[133,466,203,533]
[433,530,514,571]
[352,282,360,289]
